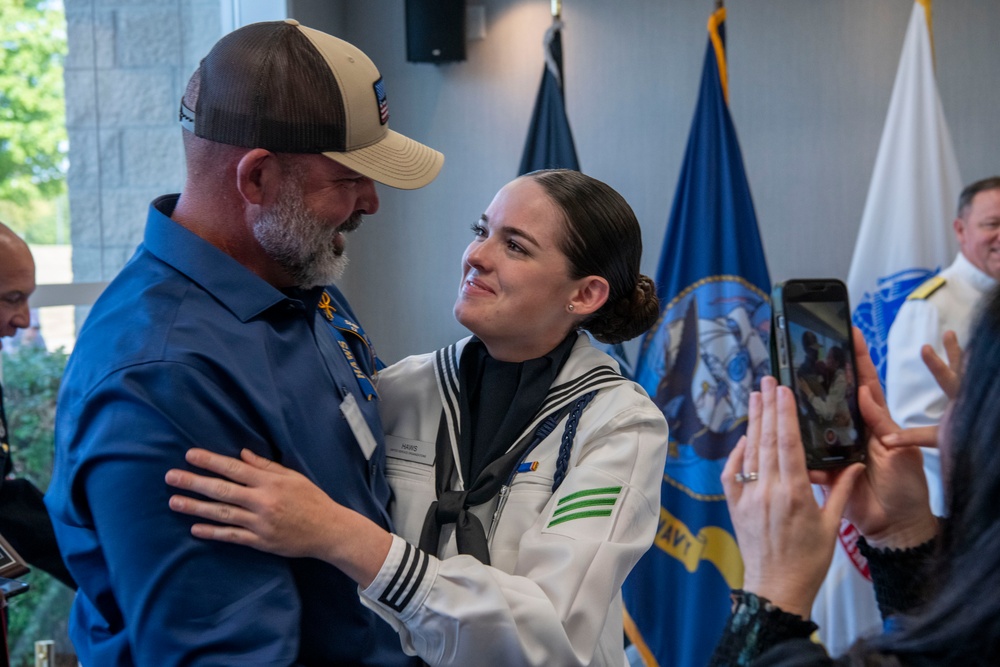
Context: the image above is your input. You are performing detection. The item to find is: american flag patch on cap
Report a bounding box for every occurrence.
[374,78,389,125]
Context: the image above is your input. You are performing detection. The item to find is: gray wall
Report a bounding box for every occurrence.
[64,0,224,281]
[303,0,999,364]
[63,0,1000,364]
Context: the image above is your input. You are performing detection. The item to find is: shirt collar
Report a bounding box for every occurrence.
[143,195,304,322]
[955,251,998,294]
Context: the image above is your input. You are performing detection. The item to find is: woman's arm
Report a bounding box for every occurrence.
[708,589,830,667]
[708,378,861,665]
[710,329,939,663]
[167,388,669,667]
[722,377,863,619]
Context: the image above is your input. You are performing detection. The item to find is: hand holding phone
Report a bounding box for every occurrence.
[771,279,867,469]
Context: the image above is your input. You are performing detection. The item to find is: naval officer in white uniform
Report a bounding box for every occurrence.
[886,176,1000,515]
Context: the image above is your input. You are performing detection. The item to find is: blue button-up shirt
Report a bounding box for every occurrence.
[46,195,416,666]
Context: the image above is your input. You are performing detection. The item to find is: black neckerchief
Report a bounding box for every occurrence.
[418,333,578,564]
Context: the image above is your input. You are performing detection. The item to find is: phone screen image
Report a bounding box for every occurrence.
[777,290,866,468]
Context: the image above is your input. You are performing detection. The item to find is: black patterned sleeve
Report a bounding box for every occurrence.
[708,590,820,666]
[857,535,937,619]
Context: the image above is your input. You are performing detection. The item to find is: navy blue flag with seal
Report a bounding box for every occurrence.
[622,7,771,667]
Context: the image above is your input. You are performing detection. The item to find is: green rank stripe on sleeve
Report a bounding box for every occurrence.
[551,497,617,518]
[547,486,622,528]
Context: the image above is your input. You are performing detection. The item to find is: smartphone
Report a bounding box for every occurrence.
[771,279,866,469]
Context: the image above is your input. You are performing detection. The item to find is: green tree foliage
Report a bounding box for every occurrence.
[2,347,75,666]
[0,0,68,211]
[0,194,69,245]
[3,346,67,489]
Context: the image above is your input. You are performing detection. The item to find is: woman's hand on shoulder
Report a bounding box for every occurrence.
[166,448,392,586]
[166,448,343,559]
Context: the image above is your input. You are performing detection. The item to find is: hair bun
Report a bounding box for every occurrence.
[587,274,660,345]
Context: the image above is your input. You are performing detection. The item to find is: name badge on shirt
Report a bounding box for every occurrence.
[340,393,378,461]
[385,435,436,465]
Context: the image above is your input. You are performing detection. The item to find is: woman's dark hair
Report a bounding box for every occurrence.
[527,169,659,345]
[870,285,1000,663]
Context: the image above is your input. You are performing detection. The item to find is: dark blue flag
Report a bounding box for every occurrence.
[518,17,635,372]
[518,20,579,175]
[622,7,771,667]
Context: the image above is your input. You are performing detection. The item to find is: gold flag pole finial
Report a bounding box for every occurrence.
[552,0,561,19]
[708,0,729,104]
[917,0,936,67]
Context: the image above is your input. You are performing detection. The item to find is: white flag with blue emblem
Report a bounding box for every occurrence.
[818,0,961,657]
[847,0,961,385]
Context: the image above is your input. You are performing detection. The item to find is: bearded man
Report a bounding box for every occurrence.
[45,20,442,666]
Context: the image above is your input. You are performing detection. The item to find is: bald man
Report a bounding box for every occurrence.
[0,225,34,346]
[0,223,74,588]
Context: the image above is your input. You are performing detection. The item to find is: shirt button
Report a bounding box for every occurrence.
[370,461,378,476]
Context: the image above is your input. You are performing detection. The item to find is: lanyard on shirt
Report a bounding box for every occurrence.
[318,291,382,401]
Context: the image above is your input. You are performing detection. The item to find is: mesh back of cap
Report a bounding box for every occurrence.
[197,22,349,152]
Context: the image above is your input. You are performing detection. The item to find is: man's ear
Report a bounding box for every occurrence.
[953,215,966,243]
[569,276,610,316]
[235,149,279,206]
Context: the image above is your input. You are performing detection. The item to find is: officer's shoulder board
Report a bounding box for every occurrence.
[907,275,947,300]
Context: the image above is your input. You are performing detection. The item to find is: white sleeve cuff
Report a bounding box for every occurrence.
[360,534,437,621]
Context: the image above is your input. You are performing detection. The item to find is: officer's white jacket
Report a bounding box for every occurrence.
[887,251,995,427]
[360,334,668,666]
[886,251,996,514]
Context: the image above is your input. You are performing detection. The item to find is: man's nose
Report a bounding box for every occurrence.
[356,178,379,216]
[11,303,30,330]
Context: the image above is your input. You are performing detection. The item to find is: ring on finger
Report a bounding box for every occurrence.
[734,471,759,483]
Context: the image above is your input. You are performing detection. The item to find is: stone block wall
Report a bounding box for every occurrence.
[63,0,223,282]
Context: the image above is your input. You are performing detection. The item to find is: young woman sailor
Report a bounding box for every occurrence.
[166,169,669,667]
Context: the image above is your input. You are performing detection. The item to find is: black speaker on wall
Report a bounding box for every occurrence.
[405,0,466,63]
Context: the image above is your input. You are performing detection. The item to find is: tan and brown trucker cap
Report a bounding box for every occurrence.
[179,19,443,190]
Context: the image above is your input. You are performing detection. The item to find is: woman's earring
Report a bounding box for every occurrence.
[567,304,575,312]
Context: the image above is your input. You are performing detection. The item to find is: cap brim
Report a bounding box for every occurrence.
[323,129,443,190]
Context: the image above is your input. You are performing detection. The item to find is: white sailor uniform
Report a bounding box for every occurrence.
[360,333,668,667]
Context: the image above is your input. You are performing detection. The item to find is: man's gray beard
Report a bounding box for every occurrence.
[252,186,354,288]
